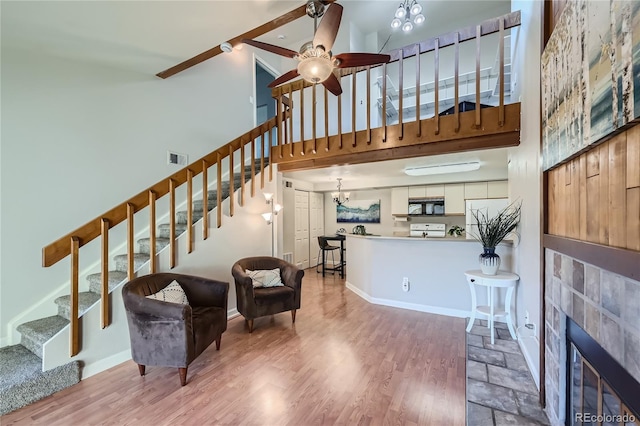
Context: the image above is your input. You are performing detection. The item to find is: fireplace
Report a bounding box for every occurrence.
[566,318,640,425]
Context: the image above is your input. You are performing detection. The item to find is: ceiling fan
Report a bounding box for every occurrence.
[242,1,391,96]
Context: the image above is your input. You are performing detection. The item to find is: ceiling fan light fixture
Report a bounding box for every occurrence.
[410,2,422,15]
[414,14,425,25]
[220,42,233,53]
[297,48,333,84]
[391,18,402,29]
[402,21,414,32]
[395,5,407,18]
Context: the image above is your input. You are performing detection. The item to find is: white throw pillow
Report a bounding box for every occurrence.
[145,280,189,304]
[246,268,284,288]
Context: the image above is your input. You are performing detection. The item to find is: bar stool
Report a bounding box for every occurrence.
[465,269,519,344]
[316,236,340,277]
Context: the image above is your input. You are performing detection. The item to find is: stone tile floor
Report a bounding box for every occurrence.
[466,320,550,426]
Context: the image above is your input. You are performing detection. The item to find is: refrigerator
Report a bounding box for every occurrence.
[465,198,509,240]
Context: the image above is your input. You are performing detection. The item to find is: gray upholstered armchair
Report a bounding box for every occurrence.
[122,273,228,386]
[231,256,304,333]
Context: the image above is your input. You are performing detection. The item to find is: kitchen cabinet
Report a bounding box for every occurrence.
[426,184,445,197]
[487,181,508,198]
[408,185,444,198]
[444,183,465,215]
[465,182,488,199]
[391,187,409,215]
[408,186,426,198]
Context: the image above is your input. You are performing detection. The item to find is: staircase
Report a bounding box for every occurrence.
[0,163,259,415]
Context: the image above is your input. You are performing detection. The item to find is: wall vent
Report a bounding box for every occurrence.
[283,252,294,263]
[167,151,188,166]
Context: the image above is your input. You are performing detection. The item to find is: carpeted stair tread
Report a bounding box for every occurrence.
[157,222,189,239]
[114,252,150,272]
[16,316,69,358]
[137,237,170,255]
[176,210,204,225]
[0,345,80,415]
[87,270,128,294]
[54,292,101,320]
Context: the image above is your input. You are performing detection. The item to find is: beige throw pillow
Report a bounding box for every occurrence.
[145,280,189,304]
[246,268,284,288]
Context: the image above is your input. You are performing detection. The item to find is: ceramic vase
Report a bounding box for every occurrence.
[479,247,500,275]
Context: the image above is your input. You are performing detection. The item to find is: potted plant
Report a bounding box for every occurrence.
[447,225,465,237]
[469,200,521,275]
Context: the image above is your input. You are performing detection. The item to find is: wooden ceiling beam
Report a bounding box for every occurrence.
[156,4,308,79]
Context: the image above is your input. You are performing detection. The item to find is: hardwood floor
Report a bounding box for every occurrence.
[2,270,467,425]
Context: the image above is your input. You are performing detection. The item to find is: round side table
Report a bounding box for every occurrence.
[465,269,519,344]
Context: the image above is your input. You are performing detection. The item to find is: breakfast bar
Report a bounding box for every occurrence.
[344,234,514,318]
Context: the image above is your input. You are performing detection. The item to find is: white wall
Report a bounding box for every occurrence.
[508,0,543,387]
[0,42,275,341]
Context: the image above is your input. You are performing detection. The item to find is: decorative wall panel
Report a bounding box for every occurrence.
[541,0,640,171]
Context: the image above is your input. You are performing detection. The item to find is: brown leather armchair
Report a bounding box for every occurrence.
[122,273,228,386]
[231,257,304,333]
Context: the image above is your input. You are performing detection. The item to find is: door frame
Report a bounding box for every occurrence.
[253,54,280,127]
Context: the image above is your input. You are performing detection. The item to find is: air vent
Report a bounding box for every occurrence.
[167,151,188,166]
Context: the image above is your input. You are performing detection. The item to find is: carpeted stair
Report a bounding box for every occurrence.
[0,163,262,415]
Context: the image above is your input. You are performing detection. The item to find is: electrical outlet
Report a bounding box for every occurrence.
[524,310,530,324]
[402,277,409,292]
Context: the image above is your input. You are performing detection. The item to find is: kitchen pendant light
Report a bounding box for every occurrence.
[331,178,350,206]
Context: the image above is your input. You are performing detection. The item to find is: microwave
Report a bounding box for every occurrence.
[408,198,445,216]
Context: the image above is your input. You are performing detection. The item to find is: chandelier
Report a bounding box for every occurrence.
[391,0,425,33]
[331,178,350,206]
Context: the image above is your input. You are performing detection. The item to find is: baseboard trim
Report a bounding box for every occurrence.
[81,349,132,380]
[227,308,240,320]
[518,335,541,390]
[345,281,470,319]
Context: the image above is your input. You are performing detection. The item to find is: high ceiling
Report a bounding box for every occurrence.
[2,0,513,189]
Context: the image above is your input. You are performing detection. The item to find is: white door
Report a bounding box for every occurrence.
[309,192,325,268]
[294,190,310,269]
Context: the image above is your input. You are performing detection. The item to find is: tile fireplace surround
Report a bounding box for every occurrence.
[544,248,640,425]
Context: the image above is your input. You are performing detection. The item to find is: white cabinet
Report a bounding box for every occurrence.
[444,184,465,215]
[391,187,409,215]
[426,184,445,197]
[408,186,426,198]
[465,182,488,199]
[408,185,444,198]
[487,181,508,198]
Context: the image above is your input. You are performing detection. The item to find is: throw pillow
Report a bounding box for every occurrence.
[246,268,284,288]
[145,280,189,304]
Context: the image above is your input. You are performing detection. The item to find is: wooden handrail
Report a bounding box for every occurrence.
[42,117,279,267]
[268,11,521,166]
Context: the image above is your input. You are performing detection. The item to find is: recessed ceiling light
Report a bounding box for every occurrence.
[220,42,233,53]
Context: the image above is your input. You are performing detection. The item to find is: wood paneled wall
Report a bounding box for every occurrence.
[547,124,640,251]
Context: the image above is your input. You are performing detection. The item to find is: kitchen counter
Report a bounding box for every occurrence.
[346,234,513,244]
[345,233,514,318]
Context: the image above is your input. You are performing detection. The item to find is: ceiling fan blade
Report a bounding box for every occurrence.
[334,52,391,68]
[268,69,300,88]
[242,39,298,58]
[313,3,343,52]
[322,72,342,96]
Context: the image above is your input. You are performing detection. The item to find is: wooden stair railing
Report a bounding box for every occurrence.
[268,11,522,170]
[42,115,284,356]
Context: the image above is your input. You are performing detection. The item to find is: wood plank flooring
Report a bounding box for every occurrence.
[2,271,467,425]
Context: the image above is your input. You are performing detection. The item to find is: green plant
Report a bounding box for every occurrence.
[447,225,465,236]
[470,200,522,248]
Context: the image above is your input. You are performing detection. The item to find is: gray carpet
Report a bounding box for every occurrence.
[0,345,80,415]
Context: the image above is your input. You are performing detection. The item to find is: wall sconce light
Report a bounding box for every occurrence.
[263,192,282,256]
